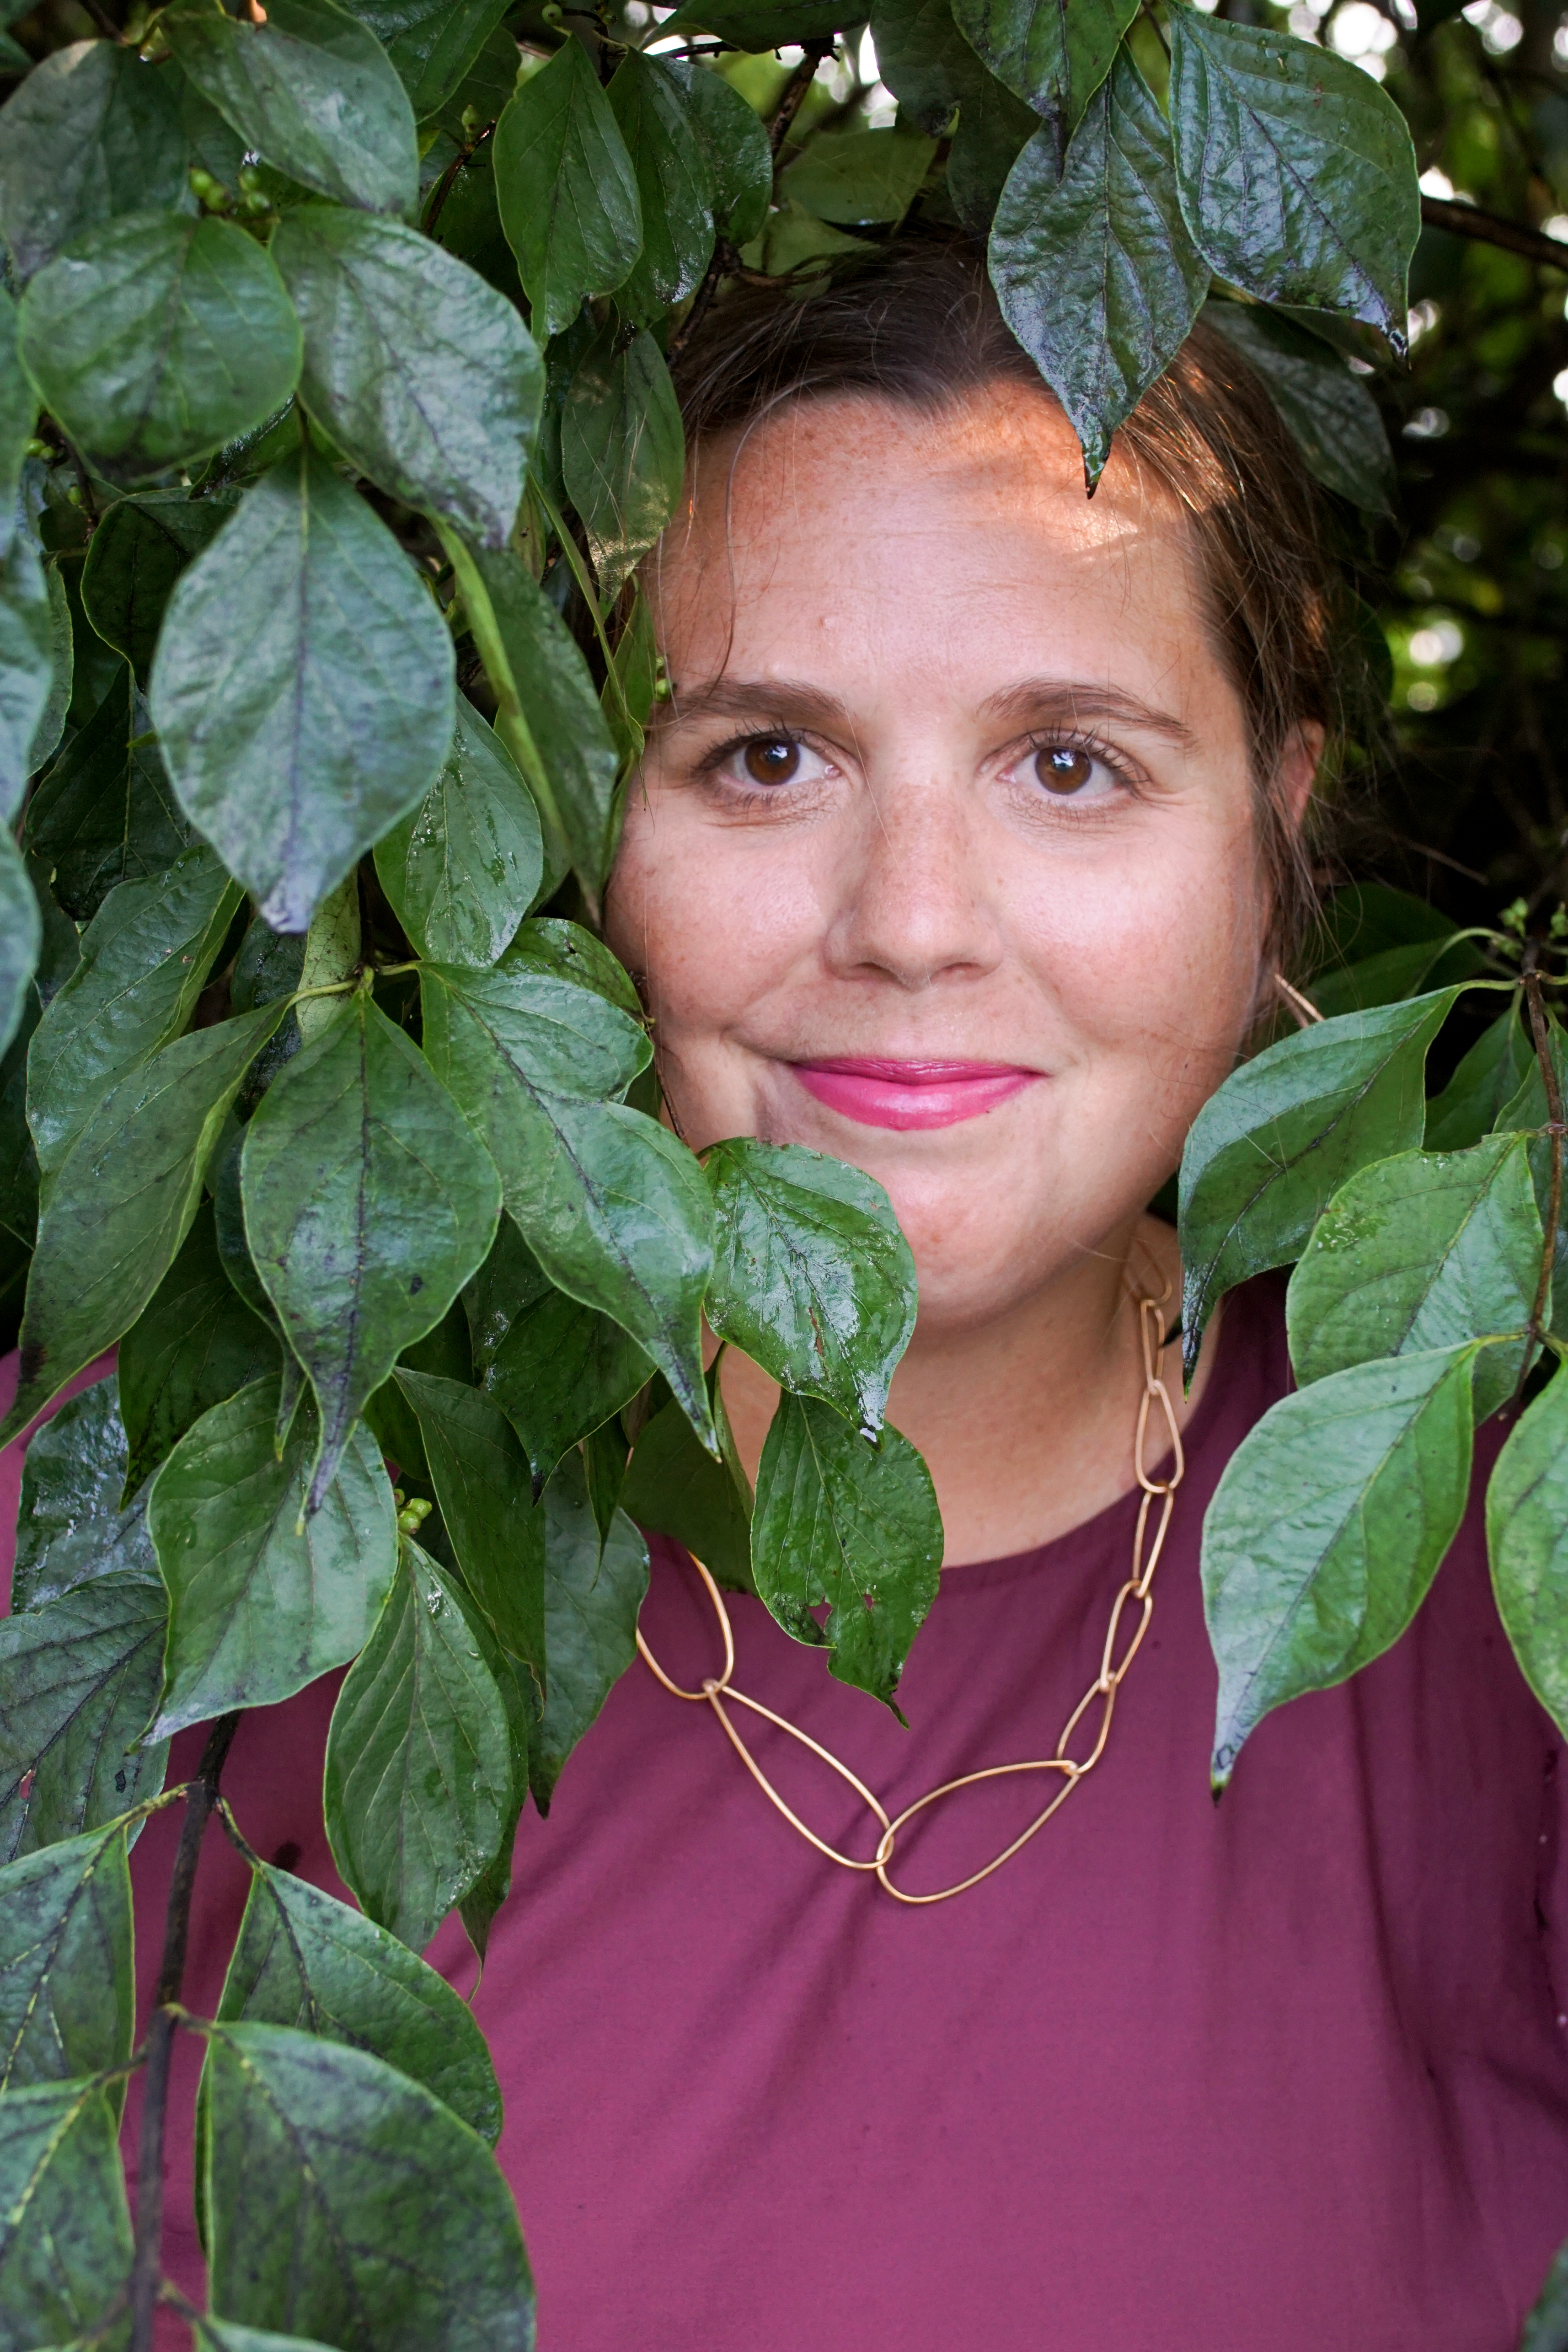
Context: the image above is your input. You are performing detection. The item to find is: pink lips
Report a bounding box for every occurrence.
[789,1057,1041,1131]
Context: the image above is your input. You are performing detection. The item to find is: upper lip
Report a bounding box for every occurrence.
[788,1056,1040,1082]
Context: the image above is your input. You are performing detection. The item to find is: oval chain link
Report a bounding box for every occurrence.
[635,1286,1183,1907]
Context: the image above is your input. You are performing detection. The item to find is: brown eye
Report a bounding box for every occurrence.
[1035,745,1096,795]
[743,737,801,786]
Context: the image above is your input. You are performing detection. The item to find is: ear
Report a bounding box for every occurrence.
[1278,721,1325,831]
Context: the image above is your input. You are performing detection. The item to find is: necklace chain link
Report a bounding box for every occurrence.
[637,1286,1184,1907]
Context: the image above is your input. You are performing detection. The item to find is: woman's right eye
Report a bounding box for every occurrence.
[717,735,830,792]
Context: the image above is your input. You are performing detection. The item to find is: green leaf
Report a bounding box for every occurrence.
[147,1377,397,1736]
[12,1377,154,1613]
[620,1361,754,1593]
[191,2322,345,2352]
[272,206,541,549]
[704,1138,915,1434]
[25,664,192,925]
[870,0,971,131]
[560,323,684,602]
[32,562,73,782]
[18,212,303,486]
[783,125,937,224]
[530,1452,648,1811]
[1521,2239,1568,2352]
[149,442,456,935]
[0,2079,132,2350]
[990,54,1209,484]
[0,1572,169,1863]
[348,0,511,118]
[493,38,642,338]
[425,19,520,144]
[1204,1345,1476,1786]
[437,538,620,896]
[393,1369,545,1698]
[1,1004,285,1448]
[1425,1004,1533,1153]
[666,59,772,244]
[216,1861,500,2140]
[421,948,715,1442]
[1288,1136,1541,1418]
[0,531,56,825]
[605,53,714,320]
[0,831,39,1064]
[1306,937,1480,1020]
[468,1219,652,1491]
[373,698,541,969]
[118,1202,279,1494]
[0,42,188,284]
[165,0,420,218]
[656,0,847,45]
[1178,988,1459,1378]
[0,1823,132,2099]
[240,991,501,1510]
[1202,300,1393,513]
[0,291,35,557]
[27,843,242,1190]
[751,1395,942,1708]
[80,490,242,684]
[324,1537,511,1949]
[949,62,1035,235]
[951,0,1135,135]
[203,2021,533,2347]
[1489,1368,1568,1740]
[1167,12,1420,347]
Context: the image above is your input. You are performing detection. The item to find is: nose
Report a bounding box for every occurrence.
[822,769,1005,992]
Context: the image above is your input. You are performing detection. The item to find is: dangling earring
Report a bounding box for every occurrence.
[1274,970,1324,1030]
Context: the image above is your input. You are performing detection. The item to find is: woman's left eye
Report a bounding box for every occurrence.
[1005,741,1124,801]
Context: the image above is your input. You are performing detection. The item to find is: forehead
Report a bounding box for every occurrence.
[649,385,1222,709]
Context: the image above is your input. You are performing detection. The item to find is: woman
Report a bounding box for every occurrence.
[44,239,1568,2347]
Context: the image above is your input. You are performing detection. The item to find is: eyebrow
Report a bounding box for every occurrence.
[657,677,854,733]
[656,674,1197,748]
[977,679,1198,748]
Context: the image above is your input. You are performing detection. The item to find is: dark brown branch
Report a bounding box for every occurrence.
[128,1714,241,2352]
[769,39,831,159]
[423,121,494,240]
[1421,194,1568,273]
[1514,967,1563,1409]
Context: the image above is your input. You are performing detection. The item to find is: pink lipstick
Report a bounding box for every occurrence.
[789,1058,1041,1131]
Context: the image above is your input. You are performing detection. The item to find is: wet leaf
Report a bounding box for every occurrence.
[0,2079,132,2350]
[951,0,1136,135]
[606,52,714,319]
[12,1376,154,1613]
[0,532,56,826]
[561,322,684,602]
[1203,300,1393,513]
[530,1451,648,1811]
[493,37,642,338]
[0,1823,132,2097]
[394,1369,545,1701]
[0,1571,170,1864]
[1489,1369,1568,1741]
[666,59,772,243]
[373,698,541,969]
[0,42,188,284]
[620,1361,754,1593]
[349,0,512,118]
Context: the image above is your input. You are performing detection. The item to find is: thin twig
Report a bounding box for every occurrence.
[1421,193,1568,272]
[769,40,830,158]
[423,120,494,239]
[1513,965,1563,1409]
[1275,972,1326,1028]
[667,238,738,363]
[128,1714,241,2352]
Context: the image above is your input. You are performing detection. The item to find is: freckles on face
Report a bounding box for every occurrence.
[606,387,1270,1330]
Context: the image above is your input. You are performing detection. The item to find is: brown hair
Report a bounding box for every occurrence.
[670,232,1341,968]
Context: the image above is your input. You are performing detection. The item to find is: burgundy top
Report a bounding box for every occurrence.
[6,1277,1568,2351]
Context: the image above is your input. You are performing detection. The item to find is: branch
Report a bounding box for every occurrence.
[769,39,830,159]
[128,1713,241,2352]
[423,121,493,240]
[1514,967,1563,1410]
[1420,193,1568,273]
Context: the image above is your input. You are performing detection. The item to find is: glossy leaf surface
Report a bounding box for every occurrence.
[11,1377,154,1613]
[493,38,642,338]
[561,323,685,602]
[0,41,188,284]
[374,698,541,969]
[530,1453,648,1811]
[606,52,714,319]
[0,1571,169,1863]
[667,59,772,243]
[1488,1369,1568,1740]
[472,1226,652,1491]
[395,1368,546,1697]
[350,0,512,117]
[0,1822,132,2095]
[953,0,1136,132]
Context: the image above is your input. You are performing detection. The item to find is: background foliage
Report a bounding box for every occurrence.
[0,0,1565,2341]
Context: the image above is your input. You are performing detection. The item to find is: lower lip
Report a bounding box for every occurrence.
[788,1059,1042,1131]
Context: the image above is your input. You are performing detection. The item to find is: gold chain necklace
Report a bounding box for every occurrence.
[636,1286,1185,1907]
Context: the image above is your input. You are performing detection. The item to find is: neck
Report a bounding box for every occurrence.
[719,1213,1208,1566]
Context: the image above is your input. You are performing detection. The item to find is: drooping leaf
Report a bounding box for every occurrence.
[1287,1136,1541,1417]
[216,1861,500,2141]
[0,831,39,1063]
[149,442,456,935]
[26,844,242,1189]
[12,1377,155,1613]
[435,538,620,895]
[1204,1344,1477,1786]
[18,212,302,485]
[0,42,188,284]
[147,1378,397,1737]
[0,1571,169,1863]
[1425,1004,1533,1153]
[118,1203,279,1494]
[867,0,970,131]
[0,1823,132,2096]
[1202,300,1393,513]
[1178,988,1460,1378]
[373,698,541,969]
[705,1138,915,1435]
[165,0,420,217]
[479,1256,652,1491]
[605,52,714,320]
[1167,11,1420,347]
[750,1393,942,1709]
[783,126,937,224]
[0,531,55,825]
[665,59,772,244]
[1490,1369,1568,1741]
[240,992,500,1508]
[492,37,642,339]
[272,206,542,548]
[990,54,1210,483]
[560,323,684,602]
[0,291,34,557]
[951,0,1135,135]
[948,60,1035,234]
[530,1451,648,1811]
[348,0,511,118]
[203,2022,534,2348]
[0,1004,285,1447]
[80,490,242,684]
[0,2079,132,2350]
[24,664,192,924]
[324,1537,511,1950]
[394,1369,545,1699]
[620,1361,754,1593]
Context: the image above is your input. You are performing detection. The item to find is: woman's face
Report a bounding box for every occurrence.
[607,383,1302,1338]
